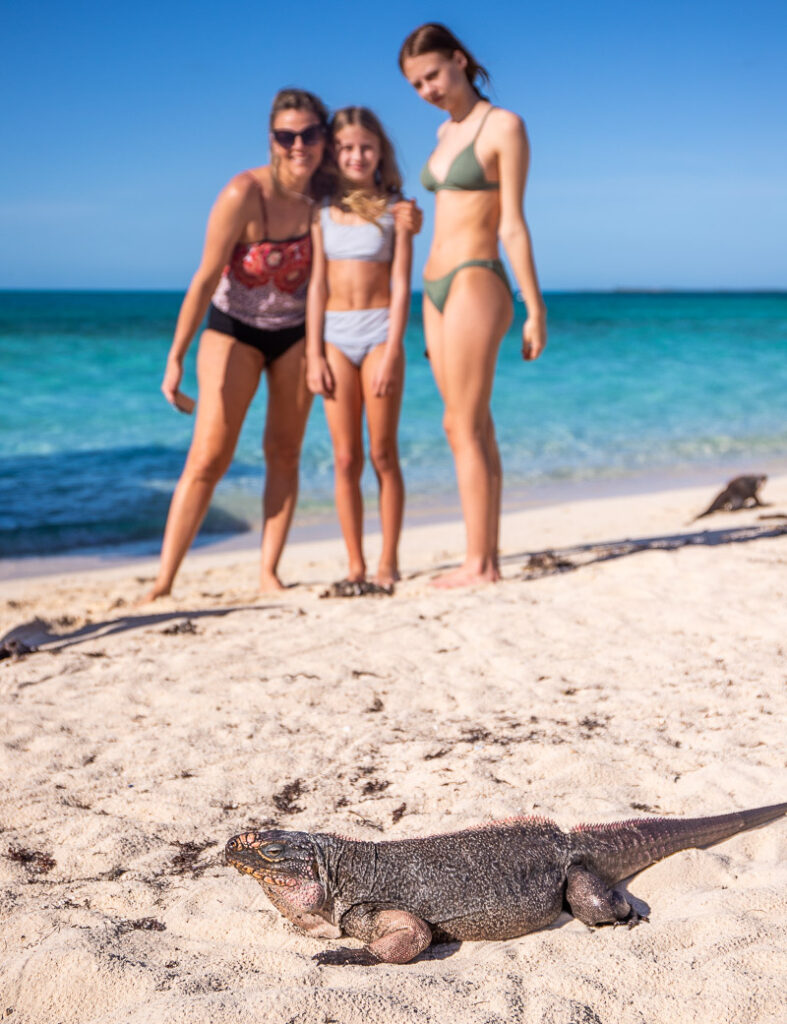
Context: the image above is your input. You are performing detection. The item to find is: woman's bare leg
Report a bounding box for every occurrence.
[425,268,512,587]
[259,339,313,591]
[144,331,263,600]
[486,414,503,572]
[323,344,366,582]
[361,343,405,586]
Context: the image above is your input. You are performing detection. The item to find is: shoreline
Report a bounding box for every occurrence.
[2,456,785,584]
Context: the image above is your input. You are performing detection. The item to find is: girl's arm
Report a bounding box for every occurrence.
[162,175,253,409]
[305,210,334,397]
[371,217,413,397]
[496,113,547,361]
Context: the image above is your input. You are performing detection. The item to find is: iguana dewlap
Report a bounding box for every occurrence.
[225,802,786,965]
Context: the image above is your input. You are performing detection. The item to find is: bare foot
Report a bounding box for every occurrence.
[136,583,171,606]
[429,563,500,589]
[374,566,400,587]
[346,562,366,584]
[259,571,286,594]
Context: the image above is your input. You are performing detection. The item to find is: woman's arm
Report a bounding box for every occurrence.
[391,198,424,236]
[371,220,413,397]
[496,113,547,361]
[305,211,334,397]
[161,175,253,408]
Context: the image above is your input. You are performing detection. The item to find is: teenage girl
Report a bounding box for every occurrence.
[399,23,547,588]
[306,107,413,589]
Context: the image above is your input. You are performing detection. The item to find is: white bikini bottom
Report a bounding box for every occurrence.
[324,307,389,367]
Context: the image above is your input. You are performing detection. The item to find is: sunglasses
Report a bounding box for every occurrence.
[271,125,325,149]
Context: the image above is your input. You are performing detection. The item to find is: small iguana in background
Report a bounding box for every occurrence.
[225,801,786,965]
[693,474,768,520]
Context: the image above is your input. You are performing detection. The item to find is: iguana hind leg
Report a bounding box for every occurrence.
[314,907,432,966]
[566,865,647,928]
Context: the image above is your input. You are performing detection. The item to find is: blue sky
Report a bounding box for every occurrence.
[1,0,785,290]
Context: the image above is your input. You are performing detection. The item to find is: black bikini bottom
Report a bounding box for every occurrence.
[207,305,304,364]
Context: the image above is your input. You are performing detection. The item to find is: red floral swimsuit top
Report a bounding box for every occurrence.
[211,174,312,331]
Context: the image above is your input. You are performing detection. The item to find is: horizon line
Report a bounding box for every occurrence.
[2,287,787,297]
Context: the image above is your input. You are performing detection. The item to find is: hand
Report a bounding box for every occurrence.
[392,198,423,236]
[307,355,335,397]
[172,391,195,414]
[370,349,402,398]
[161,354,183,403]
[522,314,547,361]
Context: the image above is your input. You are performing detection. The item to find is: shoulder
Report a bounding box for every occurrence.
[203,172,259,233]
[387,193,408,219]
[488,107,526,140]
[312,197,332,224]
[488,109,529,163]
[218,169,264,208]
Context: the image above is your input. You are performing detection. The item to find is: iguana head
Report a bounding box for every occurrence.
[225,829,320,889]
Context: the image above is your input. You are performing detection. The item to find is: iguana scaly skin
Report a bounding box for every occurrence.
[225,802,786,965]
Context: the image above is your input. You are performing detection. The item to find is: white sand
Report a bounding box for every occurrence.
[1,478,786,1023]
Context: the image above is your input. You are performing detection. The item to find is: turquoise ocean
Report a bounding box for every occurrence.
[1,290,786,560]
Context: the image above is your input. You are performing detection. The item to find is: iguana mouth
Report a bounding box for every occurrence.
[229,861,265,881]
[264,874,297,887]
[228,859,292,885]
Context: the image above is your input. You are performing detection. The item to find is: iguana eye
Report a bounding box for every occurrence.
[261,843,285,860]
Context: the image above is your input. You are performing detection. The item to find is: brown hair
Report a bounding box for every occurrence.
[268,88,335,200]
[398,23,491,96]
[330,106,402,226]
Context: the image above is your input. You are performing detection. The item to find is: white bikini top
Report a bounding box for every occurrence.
[320,200,395,262]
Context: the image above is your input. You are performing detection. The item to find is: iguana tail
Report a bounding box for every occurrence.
[569,802,787,886]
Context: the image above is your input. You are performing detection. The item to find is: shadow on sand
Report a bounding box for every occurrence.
[511,519,787,580]
[0,604,275,657]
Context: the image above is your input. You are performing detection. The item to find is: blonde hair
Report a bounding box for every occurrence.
[330,107,402,225]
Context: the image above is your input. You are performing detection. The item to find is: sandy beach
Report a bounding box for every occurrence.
[1,476,786,1023]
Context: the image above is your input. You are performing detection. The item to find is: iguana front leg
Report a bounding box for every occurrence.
[314,907,432,966]
[566,865,648,928]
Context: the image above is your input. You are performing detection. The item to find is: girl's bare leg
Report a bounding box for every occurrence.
[322,344,366,581]
[144,331,263,601]
[425,268,512,587]
[361,343,405,586]
[259,339,313,591]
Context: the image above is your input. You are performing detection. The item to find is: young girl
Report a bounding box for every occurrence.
[306,107,413,591]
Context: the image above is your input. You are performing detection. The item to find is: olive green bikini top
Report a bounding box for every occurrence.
[420,106,499,193]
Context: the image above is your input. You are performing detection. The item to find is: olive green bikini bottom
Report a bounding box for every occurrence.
[423,259,511,314]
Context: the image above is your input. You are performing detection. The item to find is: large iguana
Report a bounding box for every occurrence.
[225,801,786,964]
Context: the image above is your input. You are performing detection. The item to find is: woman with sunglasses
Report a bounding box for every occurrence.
[400,24,547,588]
[144,89,331,599]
